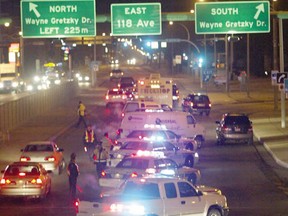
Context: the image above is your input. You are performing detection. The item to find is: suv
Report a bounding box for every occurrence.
[182,93,211,116]
[117,76,136,91]
[215,113,253,145]
[110,69,123,81]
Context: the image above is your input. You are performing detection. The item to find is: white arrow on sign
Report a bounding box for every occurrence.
[254,3,264,20]
[29,3,41,18]
[278,74,287,83]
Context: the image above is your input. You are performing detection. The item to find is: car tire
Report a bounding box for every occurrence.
[207,208,222,216]
[184,156,194,168]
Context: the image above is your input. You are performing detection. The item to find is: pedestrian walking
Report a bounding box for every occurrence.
[93,144,109,178]
[83,125,97,160]
[67,153,79,201]
[76,101,87,128]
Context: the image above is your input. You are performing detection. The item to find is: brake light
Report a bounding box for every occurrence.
[74,199,79,214]
[20,156,31,162]
[101,171,106,177]
[222,125,231,132]
[0,179,11,185]
[121,112,125,118]
[131,172,138,178]
[45,156,55,161]
[31,178,42,184]
[209,103,212,107]
[122,95,127,99]
[19,172,26,177]
[105,95,109,100]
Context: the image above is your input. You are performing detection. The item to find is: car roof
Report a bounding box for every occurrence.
[10,161,42,166]
[27,141,54,145]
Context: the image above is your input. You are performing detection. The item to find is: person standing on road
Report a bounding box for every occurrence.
[67,153,79,201]
[93,143,108,178]
[83,125,97,160]
[76,101,87,128]
[100,132,114,152]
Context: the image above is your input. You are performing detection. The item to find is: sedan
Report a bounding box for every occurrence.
[0,162,51,199]
[109,139,199,168]
[100,155,201,189]
[20,141,65,175]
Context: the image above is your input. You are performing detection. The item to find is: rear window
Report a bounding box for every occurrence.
[24,144,53,152]
[116,158,149,169]
[120,77,134,84]
[121,141,148,150]
[124,103,140,112]
[123,181,160,200]
[5,165,39,176]
[108,90,123,95]
[225,116,250,125]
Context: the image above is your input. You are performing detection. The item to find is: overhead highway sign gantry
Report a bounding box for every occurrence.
[21,0,96,38]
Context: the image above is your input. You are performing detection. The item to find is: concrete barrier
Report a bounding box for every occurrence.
[0,81,77,138]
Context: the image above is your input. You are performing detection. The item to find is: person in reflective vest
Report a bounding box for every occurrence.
[93,143,108,178]
[83,125,96,160]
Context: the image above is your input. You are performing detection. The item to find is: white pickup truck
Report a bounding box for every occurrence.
[76,177,229,216]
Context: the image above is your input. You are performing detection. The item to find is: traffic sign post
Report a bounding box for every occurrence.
[276,72,288,84]
[195,1,270,34]
[21,0,96,38]
[111,3,161,36]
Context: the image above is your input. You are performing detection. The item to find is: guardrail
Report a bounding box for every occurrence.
[0,81,77,143]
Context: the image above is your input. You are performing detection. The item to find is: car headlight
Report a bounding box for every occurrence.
[26,85,34,91]
[84,76,89,81]
[54,79,61,85]
[0,82,4,88]
[12,82,19,87]
[78,76,83,81]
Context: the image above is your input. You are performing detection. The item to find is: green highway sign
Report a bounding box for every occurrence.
[195,1,270,34]
[111,3,161,36]
[21,0,96,38]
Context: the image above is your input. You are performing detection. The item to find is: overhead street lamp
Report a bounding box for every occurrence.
[169,21,190,41]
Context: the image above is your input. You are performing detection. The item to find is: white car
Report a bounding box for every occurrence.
[100,155,201,188]
[76,177,229,216]
[0,162,51,200]
[20,141,65,175]
[109,139,199,168]
[105,88,127,108]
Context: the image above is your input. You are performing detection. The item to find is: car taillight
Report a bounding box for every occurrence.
[20,156,31,161]
[105,95,109,100]
[209,103,212,107]
[248,126,253,132]
[31,178,42,184]
[122,95,127,99]
[74,199,79,214]
[222,125,231,132]
[101,171,106,177]
[0,178,11,185]
[130,172,138,178]
[45,156,55,161]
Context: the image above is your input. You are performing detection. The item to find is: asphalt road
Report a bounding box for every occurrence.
[0,65,287,216]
